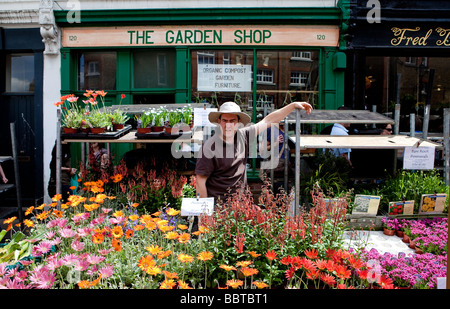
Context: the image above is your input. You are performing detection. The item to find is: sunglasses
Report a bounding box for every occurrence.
[385,128,393,132]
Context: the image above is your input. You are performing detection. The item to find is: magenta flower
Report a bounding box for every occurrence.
[77,227,92,237]
[86,254,105,265]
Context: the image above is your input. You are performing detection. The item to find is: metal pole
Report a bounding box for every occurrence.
[371,105,376,128]
[393,104,401,172]
[423,104,430,140]
[56,109,61,196]
[295,109,301,216]
[10,122,23,224]
[410,113,415,137]
[284,117,289,192]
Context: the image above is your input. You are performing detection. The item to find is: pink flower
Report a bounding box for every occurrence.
[29,265,56,289]
[44,231,56,239]
[90,215,105,226]
[99,265,114,278]
[86,254,105,265]
[77,227,92,237]
[59,227,76,238]
[98,248,113,256]
[56,218,68,228]
[33,241,53,257]
[71,240,85,252]
[101,208,112,214]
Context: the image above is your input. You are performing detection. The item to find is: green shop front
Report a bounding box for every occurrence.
[55,7,348,178]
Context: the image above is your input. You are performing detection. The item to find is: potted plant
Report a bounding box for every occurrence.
[111,109,129,131]
[381,217,395,236]
[87,112,110,134]
[181,106,193,128]
[166,109,182,134]
[62,109,82,134]
[136,111,153,134]
[152,108,166,132]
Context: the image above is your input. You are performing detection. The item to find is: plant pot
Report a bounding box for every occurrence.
[409,240,416,249]
[63,127,78,134]
[80,128,90,133]
[165,127,173,134]
[396,230,404,238]
[137,127,151,134]
[415,247,423,254]
[383,228,395,236]
[402,234,410,243]
[113,124,125,131]
[90,127,105,134]
[152,126,165,133]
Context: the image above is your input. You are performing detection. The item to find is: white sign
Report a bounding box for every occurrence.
[403,146,435,170]
[181,198,214,216]
[197,64,252,92]
[193,107,217,127]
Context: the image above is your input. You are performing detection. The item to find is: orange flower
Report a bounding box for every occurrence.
[248,251,261,258]
[92,233,104,244]
[178,224,188,230]
[178,280,193,289]
[25,206,34,216]
[320,273,336,286]
[226,279,243,289]
[236,261,252,268]
[240,267,259,277]
[162,271,179,279]
[3,216,17,224]
[178,233,191,244]
[52,210,63,218]
[146,266,162,276]
[265,250,278,261]
[252,281,269,289]
[23,219,34,228]
[125,229,134,239]
[134,224,144,231]
[112,238,122,251]
[220,264,237,272]
[111,226,124,239]
[137,255,156,272]
[95,90,107,97]
[131,202,139,208]
[197,251,214,262]
[157,250,172,259]
[159,279,176,289]
[111,174,123,183]
[304,248,319,260]
[112,210,124,218]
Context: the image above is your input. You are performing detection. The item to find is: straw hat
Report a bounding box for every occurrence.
[208,101,251,125]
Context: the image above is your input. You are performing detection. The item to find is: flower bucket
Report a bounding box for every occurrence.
[165,127,173,134]
[383,228,395,236]
[396,230,404,238]
[90,127,105,134]
[63,127,78,134]
[152,126,165,133]
[137,127,151,134]
[113,124,125,131]
[402,234,410,243]
[409,240,416,249]
[415,247,423,254]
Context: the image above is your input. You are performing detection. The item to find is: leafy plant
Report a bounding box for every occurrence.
[111,109,129,125]
[135,111,153,128]
[167,109,183,127]
[62,109,82,129]
[87,112,111,129]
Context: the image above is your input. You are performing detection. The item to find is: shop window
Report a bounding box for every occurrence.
[257,69,274,84]
[290,72,309,87]
[191,50,254,110]
[256,50,319,109]
[133,50,175,89]
[5,53,35,92]
[78,51,116,90]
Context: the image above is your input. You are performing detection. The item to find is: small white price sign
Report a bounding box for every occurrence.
[181,198,214,216]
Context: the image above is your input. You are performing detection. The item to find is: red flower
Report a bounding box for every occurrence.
[280,256,292,266]
[121,94,126,99]
[285,267,296,280]
[304,248,319,259]
[265,250,278,261]
[320,273,336,286]
[378,275,394,289]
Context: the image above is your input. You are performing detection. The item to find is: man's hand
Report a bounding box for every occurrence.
[294,102,313,115]
[195,174,208,198]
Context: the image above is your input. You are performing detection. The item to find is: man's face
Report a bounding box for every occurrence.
[218,114,240,140]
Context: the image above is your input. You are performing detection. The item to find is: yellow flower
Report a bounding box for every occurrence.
[112,210,124,218]
[25,206,34,216]
[51,194,62,201]
[129,214,139,221]
[236,261,252,268]
[159,279,176,289]
[178,224,188,230]
[157,250,172,259]
[146,244,163,255]
[23,219,34,228]
[177,253,194,263]
[197,251,214,261]
[219,264,237,272]
[3,216,17,224]
[146,266,162,276]
[248,251,261,258]
[159,224,175,233]
[166,208,180,216]
[162,271,179,279]
[165,231,179,240]
[178,280,193,289]
[178,233,191,244]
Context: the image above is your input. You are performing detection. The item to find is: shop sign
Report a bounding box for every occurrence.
[62,25,339,47]
[197,64,252,92]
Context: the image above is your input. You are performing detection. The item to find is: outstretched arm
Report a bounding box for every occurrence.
[255,102,312,134]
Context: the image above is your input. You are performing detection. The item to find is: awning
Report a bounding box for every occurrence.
[290,135,443,150]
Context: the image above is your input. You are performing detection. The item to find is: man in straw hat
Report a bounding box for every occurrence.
[195,101,312,202]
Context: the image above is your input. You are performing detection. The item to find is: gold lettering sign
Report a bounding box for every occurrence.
[62,25,339,47]
[391,26,450,47]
